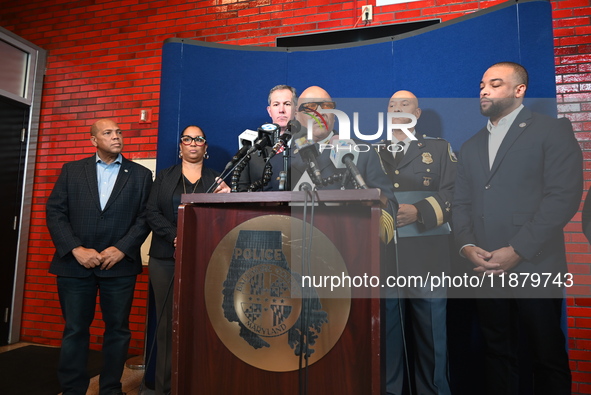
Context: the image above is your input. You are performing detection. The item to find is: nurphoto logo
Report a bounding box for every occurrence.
[305,109,418,142]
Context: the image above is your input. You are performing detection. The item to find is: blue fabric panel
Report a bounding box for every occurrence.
[158,41,184,172]
[391,5,521,98]
[157,0,557,172]
[286,40,395,98]
[158,43,289,172]
[516,0,558,115]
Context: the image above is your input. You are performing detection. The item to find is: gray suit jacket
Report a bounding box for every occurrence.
[453,107,582,278]
[46,155,153,277]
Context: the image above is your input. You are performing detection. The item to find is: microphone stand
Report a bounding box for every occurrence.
[280,144,290,191]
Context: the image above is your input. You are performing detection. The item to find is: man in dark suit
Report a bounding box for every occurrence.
[453,62,583,395]
[238,85,397,205]
[237,84,297,191]
[46,118,153,395]
[377,90,455,395]
[290,86,397,200]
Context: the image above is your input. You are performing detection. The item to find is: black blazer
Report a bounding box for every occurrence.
[453,107,583,278]
[46,155,153,277]
[238,141,398,200]
[146,163,220,259]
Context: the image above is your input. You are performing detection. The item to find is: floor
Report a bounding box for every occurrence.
[0,342,155,395]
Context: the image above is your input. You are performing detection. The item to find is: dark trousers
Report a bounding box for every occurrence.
[148,256,175,395]
[386,286,451,395]
[57,274,136,395]
[476,297,571,395]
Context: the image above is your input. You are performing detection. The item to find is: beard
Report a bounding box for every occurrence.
[480,97,515,118]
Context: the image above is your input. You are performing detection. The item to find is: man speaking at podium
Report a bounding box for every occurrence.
[290,85,396,201]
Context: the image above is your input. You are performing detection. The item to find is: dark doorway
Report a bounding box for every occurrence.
[0,95,29,345]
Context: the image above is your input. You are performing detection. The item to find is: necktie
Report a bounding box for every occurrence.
[392,141,405,168]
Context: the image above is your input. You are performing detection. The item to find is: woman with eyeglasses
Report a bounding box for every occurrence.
[145,125,230,394]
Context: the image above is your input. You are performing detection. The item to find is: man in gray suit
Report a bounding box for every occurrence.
[453,62,582,395]
[46,118,153,395]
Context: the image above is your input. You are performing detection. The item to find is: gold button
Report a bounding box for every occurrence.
[394,170,400,175]
[394,183,399,188]
[426,168,430,172]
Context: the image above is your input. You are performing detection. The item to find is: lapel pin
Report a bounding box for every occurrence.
[124,169,128,172]
[519,122,526,128]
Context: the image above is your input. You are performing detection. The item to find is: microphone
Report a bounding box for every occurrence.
[223,129,258,172]
[245,123,278,155]
[259,123,280,136]
[238,129,259,149]
[293,170,314,191]
[293,135,322,186]
[287,119,302,135]
[329,139,368,189]
[267,119,300,159]
[268,131,292,160]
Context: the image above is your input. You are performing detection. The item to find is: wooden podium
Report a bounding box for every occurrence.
[173,190,387,394]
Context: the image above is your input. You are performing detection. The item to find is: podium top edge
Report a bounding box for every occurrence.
[180,189,387,206]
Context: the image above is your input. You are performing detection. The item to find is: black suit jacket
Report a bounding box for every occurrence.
[453,107,583,280]
[237,147,284,191]
[146,163,220,259]
[236,139,398,245]
[46,155,153,277]
[238,144,397,200]
[238,140,397,201]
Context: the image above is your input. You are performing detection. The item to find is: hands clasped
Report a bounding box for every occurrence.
[72,246,125,270]
[462,245,522,276]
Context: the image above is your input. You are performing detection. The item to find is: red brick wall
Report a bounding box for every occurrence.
[554,0,591,391]
[0,0,589,390]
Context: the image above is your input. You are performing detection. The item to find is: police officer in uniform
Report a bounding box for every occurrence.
[377,91,456,395]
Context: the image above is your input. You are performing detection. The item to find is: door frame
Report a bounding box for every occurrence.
[0,26,46,343]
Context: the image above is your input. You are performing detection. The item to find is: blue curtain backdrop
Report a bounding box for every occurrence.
[158,0,556,175]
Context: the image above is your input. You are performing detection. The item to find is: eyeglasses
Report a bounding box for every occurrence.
[180,135,207,146]
[298,101,336,112]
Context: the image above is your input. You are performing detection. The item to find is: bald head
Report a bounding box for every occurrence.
[90,119,118,136]
[388,90,421,138]
[296,86,335,142]
[89,118,123,164]
[299,85,331,101]
[390,90,419,107]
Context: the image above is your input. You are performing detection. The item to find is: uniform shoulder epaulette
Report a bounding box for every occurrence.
[422,134,443,140]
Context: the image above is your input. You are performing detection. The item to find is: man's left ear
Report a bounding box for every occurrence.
[90,135,98,147]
